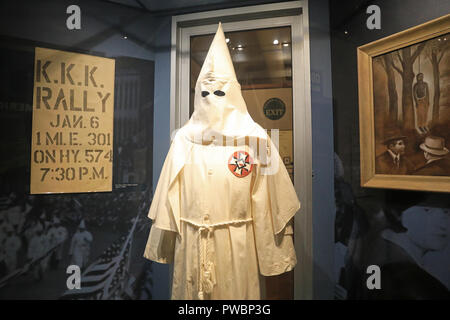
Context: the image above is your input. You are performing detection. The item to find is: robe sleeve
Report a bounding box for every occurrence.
[251,139,301,276]
[143,226,177,264]
[143,138,185,264]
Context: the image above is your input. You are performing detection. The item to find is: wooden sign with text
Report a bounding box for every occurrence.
[30,47,115,194]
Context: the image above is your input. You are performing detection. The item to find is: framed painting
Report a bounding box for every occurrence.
[358,14,450,193]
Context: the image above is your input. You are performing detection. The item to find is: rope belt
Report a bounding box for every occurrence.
[180,216,253,300]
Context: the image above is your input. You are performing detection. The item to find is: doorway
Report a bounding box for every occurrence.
[171,1,313,299]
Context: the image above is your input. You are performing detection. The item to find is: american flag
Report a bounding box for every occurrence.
[60,216,138,300]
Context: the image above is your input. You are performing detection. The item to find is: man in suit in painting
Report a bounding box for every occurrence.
[414,136,450,176]
[376,128,414,175]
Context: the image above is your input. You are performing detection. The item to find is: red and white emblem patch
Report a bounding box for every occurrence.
[228,151,253,178]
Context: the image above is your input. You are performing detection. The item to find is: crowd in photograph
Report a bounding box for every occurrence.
[0,187,152,284]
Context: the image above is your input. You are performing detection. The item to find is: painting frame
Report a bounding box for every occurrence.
[358,14,450,193]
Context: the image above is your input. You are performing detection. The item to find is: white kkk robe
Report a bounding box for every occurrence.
[144,23,300,300]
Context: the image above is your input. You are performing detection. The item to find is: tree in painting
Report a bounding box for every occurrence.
[425,37,450,125]
[391,43,426,131]
[379,54,399,124]
[373,33,450,176]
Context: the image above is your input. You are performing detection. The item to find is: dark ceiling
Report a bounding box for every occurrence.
[102,0,375,31]
[100,0,293,16]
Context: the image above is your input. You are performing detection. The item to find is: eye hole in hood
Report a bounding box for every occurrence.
[201,91,210,97]
[214,90,225,96]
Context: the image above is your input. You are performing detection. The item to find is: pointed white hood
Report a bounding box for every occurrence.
[185,23,263,141]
